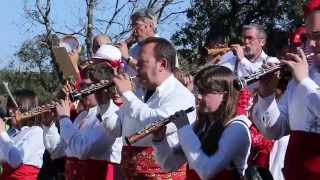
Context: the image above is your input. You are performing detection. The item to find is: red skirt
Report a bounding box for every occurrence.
[65,157,117,180]
[284,130,320,180]
[1,163,40,180]
[121,146,186,179]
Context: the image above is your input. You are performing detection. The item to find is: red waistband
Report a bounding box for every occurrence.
[65,157,116,180]
[122,145,153,153]
[1,163,40,180]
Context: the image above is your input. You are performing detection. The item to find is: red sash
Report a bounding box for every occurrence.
[284,130,320,180]
[121,146,186,179]
[65,157,116,180]
[237,88,251,116]
[1,163,40,180]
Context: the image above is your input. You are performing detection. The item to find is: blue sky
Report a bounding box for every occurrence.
[0,0,190,69]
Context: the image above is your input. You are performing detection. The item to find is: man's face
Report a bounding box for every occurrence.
[306,11,320,65]
[132,19,153,42]
[242,28,265,59]
[137,43,161,89]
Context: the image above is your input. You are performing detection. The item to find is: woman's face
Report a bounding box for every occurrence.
[197,92,224,113]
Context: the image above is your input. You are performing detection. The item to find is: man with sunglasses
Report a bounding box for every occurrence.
[253,1,320,179]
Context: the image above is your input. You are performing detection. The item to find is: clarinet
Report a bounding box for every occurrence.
[233,63,284,90]
[125,107,195,145]
[69,80,115,101]
[233,52,315,90]
[3,81,115,122]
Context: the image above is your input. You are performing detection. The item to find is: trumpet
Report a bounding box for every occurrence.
[125,107,195,145]
[199,47,231,57]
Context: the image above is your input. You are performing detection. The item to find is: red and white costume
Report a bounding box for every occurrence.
[43,101,122,180]
[153,115,252,179]
[103,75,196,179]
[0,126,45,180]
[253,66,320,180]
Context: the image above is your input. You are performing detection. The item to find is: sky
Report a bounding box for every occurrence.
[0,0,190,70]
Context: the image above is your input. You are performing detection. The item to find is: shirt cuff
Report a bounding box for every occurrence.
[122,91,138,103]
[297,77,319,94]
[59,117,73,130]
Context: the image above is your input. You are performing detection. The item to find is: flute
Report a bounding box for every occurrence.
[233,52,315,90]
[125,107,195,145]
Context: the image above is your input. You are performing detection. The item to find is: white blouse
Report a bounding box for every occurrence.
[0,126,45,168]
[153,115,252,180]
[253,68,320,139]
[43,102,122,163]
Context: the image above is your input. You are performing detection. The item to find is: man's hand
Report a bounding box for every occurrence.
[112,73,133,95]
[282,48,309,83]
[230,44,245,61]
[258,63,280,98]
[56,100,71,119]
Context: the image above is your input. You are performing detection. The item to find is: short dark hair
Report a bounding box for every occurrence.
[140,37,176,71]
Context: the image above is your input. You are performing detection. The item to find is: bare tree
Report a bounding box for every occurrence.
[21,0,190,71]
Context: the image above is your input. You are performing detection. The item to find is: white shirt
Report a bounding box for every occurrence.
[0,126,45,168]
[219,50,279,77]
[43,103,122,163]
[252,67,320,139]
[153,115,252,179]
[103,74,197,147]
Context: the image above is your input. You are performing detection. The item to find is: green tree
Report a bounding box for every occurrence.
[172,0,308,73]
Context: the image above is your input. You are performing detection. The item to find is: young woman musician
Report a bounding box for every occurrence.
[0,89,45,180]
[153,65,251,179]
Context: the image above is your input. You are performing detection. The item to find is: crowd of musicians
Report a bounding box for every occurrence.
[0,0,320,179]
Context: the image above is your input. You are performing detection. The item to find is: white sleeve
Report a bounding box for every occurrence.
[59,117,108,159]
[177,123,250,179]
[122,91,196,128]
[102,110,122,138]
[0,127,44,168]
[42,123,66,159]
[252,92,290,139]
[300,78,320,118]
